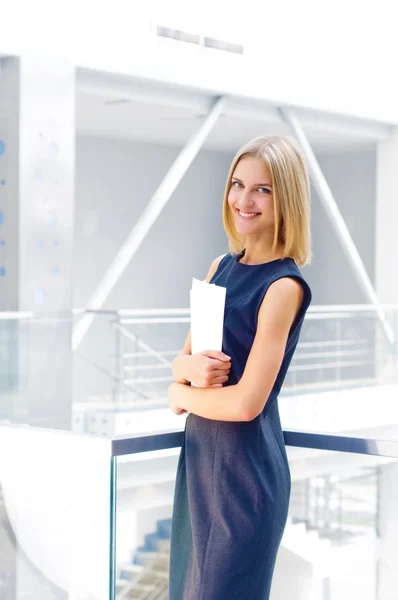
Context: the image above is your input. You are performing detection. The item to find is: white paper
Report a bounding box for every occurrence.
[190,277,227,387]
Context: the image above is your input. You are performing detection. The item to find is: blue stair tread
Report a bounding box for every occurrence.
[157,518,172,527]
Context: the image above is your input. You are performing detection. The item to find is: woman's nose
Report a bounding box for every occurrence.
[241,190,254,206]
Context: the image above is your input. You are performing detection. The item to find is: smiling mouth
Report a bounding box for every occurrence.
[236,209,261,219]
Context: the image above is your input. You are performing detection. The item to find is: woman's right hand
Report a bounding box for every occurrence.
[172,351,231,388]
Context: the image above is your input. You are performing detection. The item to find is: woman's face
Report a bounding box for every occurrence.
[228,155,275,236]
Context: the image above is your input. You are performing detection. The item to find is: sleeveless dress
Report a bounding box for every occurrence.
[169,250,312,600]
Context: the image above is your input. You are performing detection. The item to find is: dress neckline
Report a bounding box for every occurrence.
[235,249,291,267]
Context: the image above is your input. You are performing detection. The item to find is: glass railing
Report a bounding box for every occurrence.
[113,430,398,600]
[0,305,397,598]
[1,425,398,599]
[0,305,396,437]
[73,305,398,438]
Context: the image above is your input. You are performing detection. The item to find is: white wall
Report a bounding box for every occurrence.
[314,148,377,304]
[74,135,231,310]
[376,129,398,305]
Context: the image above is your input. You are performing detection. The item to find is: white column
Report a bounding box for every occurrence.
[0,55,75,429]
[375,128,398,600]
[376,131,398,600]
[376,128,398,383]
[376,128,398,305]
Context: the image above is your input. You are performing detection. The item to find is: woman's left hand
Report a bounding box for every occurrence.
[168,382,188,416]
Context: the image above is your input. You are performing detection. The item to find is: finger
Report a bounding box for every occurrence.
[209,359,231,371]
[212,367,231,376]
[210,377,229,387]
[202,350,231,361]
[211,375,229,385]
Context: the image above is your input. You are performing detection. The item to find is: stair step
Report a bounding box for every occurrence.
[140,568,169,584]
[134,550,170,567]
[157,519,172,538]
[152,568,169,580]
[119,520,172,595]
[123,582,157,598]
[144,532,164,552]
[147,582,169,600]
[156,538,171,552]
[134,550,157,566]
[119,563,144,580]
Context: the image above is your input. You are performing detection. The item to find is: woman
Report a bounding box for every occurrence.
[168,135,312,600]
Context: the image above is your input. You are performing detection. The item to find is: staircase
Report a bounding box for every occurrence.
[116,515,334,599]
[117,518,172,599]
[116,512,377,599]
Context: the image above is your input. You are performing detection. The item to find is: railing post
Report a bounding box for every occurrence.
[113,313,123,403]
[109,456,117,600]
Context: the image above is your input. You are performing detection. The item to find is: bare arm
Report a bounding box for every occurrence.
[172,253,227,385]
[172,330,192,384]
[237,277,304,420]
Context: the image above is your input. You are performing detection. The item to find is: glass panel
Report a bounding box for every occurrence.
[0,317,24,423]
[0,425,113,599]
[73,310,188,438]
[70,306,398,442]
[280,306,398,438]
[274,447,394,599]
[0,312,74,431]
[114,442,398,599]
[2,307,396,443]
[0,310,188,440]
[115,448,178,599]
[0,311,130,435]
[73,311,125,436]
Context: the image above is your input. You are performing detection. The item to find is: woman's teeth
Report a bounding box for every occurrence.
[238,210,259,220]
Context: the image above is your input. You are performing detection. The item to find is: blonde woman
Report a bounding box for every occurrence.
[168,135,312,600]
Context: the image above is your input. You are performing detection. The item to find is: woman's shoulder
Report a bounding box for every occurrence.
[204,253,229,282]
[270,259,312,305]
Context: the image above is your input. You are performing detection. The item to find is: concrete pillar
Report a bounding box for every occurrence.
[375,128,398,382]
[0,55,75,429]
[376,130,398,599]
[376,128,398,305]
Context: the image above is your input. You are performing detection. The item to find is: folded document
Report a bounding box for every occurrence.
[190,277,227,356]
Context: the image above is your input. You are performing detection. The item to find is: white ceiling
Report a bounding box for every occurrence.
[75,71,393,154]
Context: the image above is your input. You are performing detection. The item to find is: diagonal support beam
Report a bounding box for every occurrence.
[279,106,395,348]
[73,95,227,350]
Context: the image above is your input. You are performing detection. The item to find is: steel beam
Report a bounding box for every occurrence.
[76,69,393,144]
[73,95,227,350]
[279,106,395,348]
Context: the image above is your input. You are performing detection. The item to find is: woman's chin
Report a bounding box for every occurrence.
[234,219,260,233]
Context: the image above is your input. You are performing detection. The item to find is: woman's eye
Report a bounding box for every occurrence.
[232,181,242,188]
[258,187,271,194]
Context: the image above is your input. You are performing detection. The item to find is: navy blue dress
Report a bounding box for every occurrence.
[169,251,312,600]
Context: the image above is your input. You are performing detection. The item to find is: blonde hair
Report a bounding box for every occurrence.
[222,135,312,267]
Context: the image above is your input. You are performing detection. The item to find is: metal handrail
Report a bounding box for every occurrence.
[112,308,396,397]
[110,428,398,458]
[0,304,397,320]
